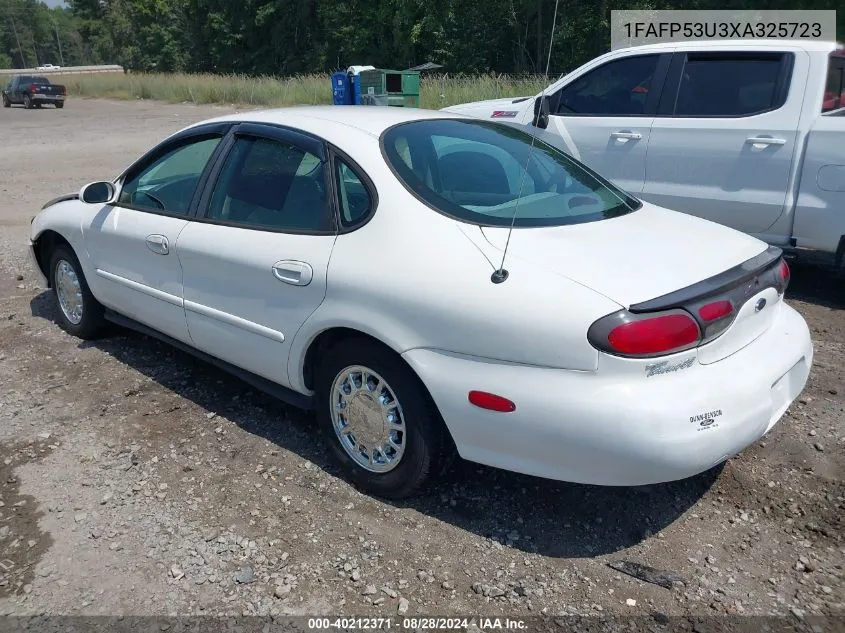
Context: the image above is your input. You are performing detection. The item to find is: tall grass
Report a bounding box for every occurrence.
[61,71,550,109]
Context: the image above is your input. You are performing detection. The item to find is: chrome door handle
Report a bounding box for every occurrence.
[145,234,169,255]
[610,131,642,141]
[272,260,313,286]
[746,136,786,148]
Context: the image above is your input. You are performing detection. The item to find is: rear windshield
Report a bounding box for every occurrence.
[381,119,639,228]
[823,50,845,113]
[18,76,50,85]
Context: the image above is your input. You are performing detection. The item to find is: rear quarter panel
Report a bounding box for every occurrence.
[286,173,623,393]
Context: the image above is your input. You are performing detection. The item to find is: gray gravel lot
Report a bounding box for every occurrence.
[0,99,843,620]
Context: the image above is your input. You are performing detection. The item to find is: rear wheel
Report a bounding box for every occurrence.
[315,338,454,499]
[23,94,32,109]
[2,94,9,108]
[55,102,64,109]
[49,245,105,340]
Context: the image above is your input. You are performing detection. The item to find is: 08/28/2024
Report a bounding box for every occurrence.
[307,618,474,630]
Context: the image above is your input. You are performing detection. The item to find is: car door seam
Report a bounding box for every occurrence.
[173,219,197,347]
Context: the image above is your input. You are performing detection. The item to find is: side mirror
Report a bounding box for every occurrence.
[532,95,550,129]
[79,181,116,204]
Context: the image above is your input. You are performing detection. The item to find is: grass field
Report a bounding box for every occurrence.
[61,71,551,109]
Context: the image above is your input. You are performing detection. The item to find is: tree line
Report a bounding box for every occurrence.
[2,0,842,76]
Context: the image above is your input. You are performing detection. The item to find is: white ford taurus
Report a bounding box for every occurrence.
[28,106,813,498]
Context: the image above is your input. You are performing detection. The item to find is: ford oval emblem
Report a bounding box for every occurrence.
[755,298,767,312]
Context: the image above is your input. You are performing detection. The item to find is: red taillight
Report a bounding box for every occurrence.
[468,391,516,413]
[698,300,734,323]
[606,313,700,356]
[778,259,790,287]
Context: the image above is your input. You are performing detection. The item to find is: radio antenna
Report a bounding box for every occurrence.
[491,0,559,285]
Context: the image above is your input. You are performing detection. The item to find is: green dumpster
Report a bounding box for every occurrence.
[358,69,420,108]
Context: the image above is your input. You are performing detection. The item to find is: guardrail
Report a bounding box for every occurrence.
[0,65,125,76]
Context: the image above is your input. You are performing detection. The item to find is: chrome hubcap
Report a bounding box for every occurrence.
[55,259,83,325]
[330,366,406,473]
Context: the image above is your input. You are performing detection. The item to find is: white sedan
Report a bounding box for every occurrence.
[28,106,813,499]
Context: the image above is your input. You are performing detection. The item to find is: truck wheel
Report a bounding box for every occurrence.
[55,102,64,109]
[35,103,42,109]
[23,94,32,109]
[2,95,9,108]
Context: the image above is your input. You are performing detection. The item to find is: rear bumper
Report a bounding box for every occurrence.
[403,302,813,486]
[31,95,65,103]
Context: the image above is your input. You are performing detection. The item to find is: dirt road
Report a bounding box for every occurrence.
[0,99,843,621]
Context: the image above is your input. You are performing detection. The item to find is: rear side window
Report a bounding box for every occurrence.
[335,159,372,227]
[823,51,845,113]
[674,53,787,117]
[205,135,332,232]
[556,55,660,116]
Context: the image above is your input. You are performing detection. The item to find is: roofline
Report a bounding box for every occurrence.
[178,105,476,138]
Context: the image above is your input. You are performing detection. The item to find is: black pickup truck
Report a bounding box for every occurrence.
[2,75,66,109]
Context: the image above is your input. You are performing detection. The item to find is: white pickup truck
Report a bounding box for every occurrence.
[445,40,845,267]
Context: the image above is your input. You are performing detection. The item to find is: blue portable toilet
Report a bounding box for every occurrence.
[331,71,352,105]
[352,74,362,105]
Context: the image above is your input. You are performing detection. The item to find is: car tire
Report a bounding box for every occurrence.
[55,102,64,109]
[2,95,9,108]
[23,94,32,109]
[314,338,454,499]
[49,244,105,340]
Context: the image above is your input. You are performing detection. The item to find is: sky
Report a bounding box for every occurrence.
[42,0,67,7]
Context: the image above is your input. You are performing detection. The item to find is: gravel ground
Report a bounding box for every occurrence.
[0,99,843,621]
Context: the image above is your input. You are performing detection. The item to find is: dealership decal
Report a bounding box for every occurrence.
[645,357,695,377]
[491,111,518,118]
[690,409,722,431]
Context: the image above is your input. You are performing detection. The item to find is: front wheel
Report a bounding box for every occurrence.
[49,245,105,339]
[23,94,32,109]
[2,95,9,108]
[55,101,64,109]
[315,338,454,499]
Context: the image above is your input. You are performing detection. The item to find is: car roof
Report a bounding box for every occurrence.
[195,105,469,140]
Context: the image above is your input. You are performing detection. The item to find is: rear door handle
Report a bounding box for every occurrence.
[610,131,642,141]
[145,234,169,255]
[272,260,313,286]
[746,136,786,148]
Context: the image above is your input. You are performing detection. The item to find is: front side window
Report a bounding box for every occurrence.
[205,135,331,232]
[556,55,660,116]
[119,136,222,214]
[673,54,785,117]
[382,119,639,228]
[822,51,845,113]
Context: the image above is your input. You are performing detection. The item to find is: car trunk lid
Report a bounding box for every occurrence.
[475,204,787,363]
